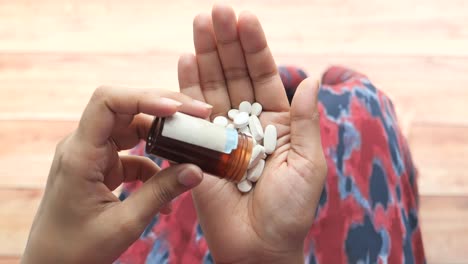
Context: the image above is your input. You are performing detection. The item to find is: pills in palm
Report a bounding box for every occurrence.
[248,115,264,141]
[263,125,277,154]
[244,131,257,145]
[247,159,265,183]
[228,109,239,120]
[239,125,251,135]
[248,145,265,169]
[213,116,228,127]
[216,101,278,193]
[237,179,253,193]
[239,101,252,114]
[251,102,262,116]
[233,112,249,128]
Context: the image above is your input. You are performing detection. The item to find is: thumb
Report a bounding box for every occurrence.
[289,77,326,174]
[119,163,203,226]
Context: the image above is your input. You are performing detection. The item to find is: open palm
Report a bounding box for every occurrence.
[177,4,327,263]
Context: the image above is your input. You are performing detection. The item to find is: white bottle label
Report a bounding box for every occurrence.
[161,112,238,154]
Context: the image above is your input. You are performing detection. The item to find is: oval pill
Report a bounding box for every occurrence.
[234,112,249,128]
[213,116,228,127]
[237,179,253,193]
[247,159,265,182]
[251,102,262,116]
[248,115,264,141]
[248,145,265,169]
[239,101,252,114]
[263,125,277,154]
[228,109,239,120]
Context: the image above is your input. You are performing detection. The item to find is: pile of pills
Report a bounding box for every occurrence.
[212,101,277,193]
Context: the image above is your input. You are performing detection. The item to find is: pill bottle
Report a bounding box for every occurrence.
[146,112,254,182]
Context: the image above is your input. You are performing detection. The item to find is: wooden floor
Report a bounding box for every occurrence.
[0,0,467,263]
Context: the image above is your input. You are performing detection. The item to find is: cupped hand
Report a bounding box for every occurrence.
[177,4,327,263]
[22,87,212,263]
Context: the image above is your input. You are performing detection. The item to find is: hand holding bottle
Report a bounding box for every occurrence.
[22,87,212,263]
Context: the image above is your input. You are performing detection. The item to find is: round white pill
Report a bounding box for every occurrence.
[248,145,265,169]
[263,125,277,154]
[226,123,235,129]
[239,101,252,114]
[213,116,228,127]
[237,179,253,193]
[234,112,249,128]
[247,159,265,182]
[251,102,263,116]
[228,109,239,120]
[248,115,264,141]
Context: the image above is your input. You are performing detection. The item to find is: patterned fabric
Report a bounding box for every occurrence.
[116,66,425,264]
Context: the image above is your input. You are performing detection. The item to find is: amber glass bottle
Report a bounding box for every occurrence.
[146,112,254,182]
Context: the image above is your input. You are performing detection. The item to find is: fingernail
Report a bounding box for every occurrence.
[177,165,203,188]
[160,97,183,107]
[192,99,213,109]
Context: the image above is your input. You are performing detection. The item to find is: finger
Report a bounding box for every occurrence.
[178,53,205,102]
[110,114,153,151]
[238,11,289,111]
[104,155,161,191]
[118,164,203,227]
[193,13,231,118]
[78,86,212,147]
[289,78,326,175]
[212,3,255,107]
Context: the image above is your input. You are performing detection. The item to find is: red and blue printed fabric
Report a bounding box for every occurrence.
[116,66,425,264]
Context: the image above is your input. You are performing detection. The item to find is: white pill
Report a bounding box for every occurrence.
[247,159,265,182]
[244,131,257,145]
[263,125,277,154]
[239,101,252,114]
[237,179,253,193]
[239,125,251,134]
[248,145,265,169]
[228,109,239,120]
[213,116,228,127]
[234,112,249,128]
[251,102,263,116]
[248,115,264,141]
[226,123,235,129]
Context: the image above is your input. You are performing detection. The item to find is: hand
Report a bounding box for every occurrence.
[22,87,212,263]
[177,4,327,263]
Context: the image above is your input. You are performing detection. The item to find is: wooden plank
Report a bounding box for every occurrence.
[0,0,467,55]
[0,121,76,188]
[0,189,466,262]
[0,257,20,264]
[0,120,133,189]
[1,53,468,124]
[409,124,468,196]
[420,196,468,263]
[0,189,42,256]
